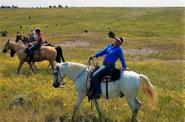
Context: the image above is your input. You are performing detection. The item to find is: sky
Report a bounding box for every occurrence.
[0,0,184,7]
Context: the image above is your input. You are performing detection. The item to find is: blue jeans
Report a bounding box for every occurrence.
[92,63,115,94]
[28,44,40,56]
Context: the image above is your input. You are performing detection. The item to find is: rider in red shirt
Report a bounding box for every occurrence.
[28,28,45,62]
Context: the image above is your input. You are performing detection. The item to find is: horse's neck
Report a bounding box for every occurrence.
[10,42,25,52]
[64,63,87,82]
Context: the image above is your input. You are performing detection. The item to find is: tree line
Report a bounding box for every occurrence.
[0,5,68,9]
[1,5,18,8]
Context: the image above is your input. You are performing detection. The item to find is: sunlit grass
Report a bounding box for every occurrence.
[0,7,184,122]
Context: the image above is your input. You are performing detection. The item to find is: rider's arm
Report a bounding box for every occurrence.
[95,45,110,58]
[40,33,45,42]
[118,49,127,69]
[35,37,40,45]
[35,35,42,45]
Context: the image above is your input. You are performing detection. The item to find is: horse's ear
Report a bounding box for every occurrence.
[7,39,9,43]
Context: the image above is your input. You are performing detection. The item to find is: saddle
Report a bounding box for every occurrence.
[90,66,121,82]
[24,45,43,62]
[88,66,123,100]
[24,45,42,54]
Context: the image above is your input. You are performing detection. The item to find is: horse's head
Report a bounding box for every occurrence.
[15,34,22,42]
[22,36,29,44]
[52,64,65,88]
[2,40,10,53]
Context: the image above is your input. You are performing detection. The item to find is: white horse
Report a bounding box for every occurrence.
[52,62,158,121]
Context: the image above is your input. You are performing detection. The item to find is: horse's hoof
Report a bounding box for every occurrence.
[71,117,75,122]
[131,116,137,122]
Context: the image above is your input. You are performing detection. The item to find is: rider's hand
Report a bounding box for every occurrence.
[89,55,95,60]
[122,68,130,71]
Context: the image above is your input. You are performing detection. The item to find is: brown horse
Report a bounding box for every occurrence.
[2,40,65,73]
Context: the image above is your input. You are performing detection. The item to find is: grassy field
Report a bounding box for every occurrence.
[0,8,185,122]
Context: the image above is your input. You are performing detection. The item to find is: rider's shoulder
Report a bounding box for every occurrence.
[117,46,124,52]
[107,44,113,47]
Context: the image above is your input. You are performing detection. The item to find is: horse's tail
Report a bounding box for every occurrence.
[55,46,65,63]
[140,74,158,110]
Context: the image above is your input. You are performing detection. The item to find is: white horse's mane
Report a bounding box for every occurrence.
[57,62,87,81]
[60,62,87,69]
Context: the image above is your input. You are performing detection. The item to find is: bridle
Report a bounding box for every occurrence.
[53,66,63,85]
[54,65,87,84]
[54,59,95,85]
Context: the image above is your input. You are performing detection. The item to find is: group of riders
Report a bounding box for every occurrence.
[15,28,128,100]
[22,28,47,62]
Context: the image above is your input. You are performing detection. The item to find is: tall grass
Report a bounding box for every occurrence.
[0,7,184,122]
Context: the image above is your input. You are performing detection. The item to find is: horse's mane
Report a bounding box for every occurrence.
[10,41,25,48]
[10,49,16,57]
[66,62,87,70]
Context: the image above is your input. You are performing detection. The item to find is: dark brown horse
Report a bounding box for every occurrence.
[2,40,65,73]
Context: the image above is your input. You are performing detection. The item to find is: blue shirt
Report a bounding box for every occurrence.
[95,44,127,69]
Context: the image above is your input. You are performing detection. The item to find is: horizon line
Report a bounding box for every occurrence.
[1,5,185,8]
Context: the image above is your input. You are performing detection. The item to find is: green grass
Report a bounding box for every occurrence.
[0,7,185,122]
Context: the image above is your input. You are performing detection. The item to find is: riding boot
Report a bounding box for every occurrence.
[89,81,100,100]
[91,92,100,99]
[87,89,93,101]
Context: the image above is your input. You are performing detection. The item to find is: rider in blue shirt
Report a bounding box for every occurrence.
[90,37,127,99]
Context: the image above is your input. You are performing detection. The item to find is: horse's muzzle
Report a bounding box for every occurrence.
[53,82,60,88]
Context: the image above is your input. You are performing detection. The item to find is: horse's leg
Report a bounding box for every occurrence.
[72,92,86,120]
[32,62,39,70]
[134,98,141,115]
[47,63,51,70]
[92,99,102,121]
[28,62,35,73]
[17,61,24,74]
[49,60,54,71]
[120,79,140,122]
[125,95,140,122]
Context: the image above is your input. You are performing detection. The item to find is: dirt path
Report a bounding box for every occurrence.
[55,40,91,48]
[124,48,158,55]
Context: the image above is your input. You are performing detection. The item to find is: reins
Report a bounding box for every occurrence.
[73,67,87,82]
[55,66,62,84]
[55,58,96,90]
[74,57,95,82]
